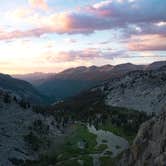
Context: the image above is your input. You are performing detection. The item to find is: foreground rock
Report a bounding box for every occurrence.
[119,109,166,166]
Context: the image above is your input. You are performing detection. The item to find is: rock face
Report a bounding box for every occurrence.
[105,69,166,113]
[0,91,59,166]
[119,109,166,166]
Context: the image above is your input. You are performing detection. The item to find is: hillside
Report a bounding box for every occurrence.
[13,72,55,85]
[0,91,61,165]
[0,73,46,104]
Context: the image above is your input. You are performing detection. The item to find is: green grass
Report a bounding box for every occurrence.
[100,156,115,166]
[99,123,136,144]
[79,155,93,166]
[23,124,125,166]
[56,159,80,166]
[55,124,97,164]
[95,144,108,153]
[56,155,93,166]
[62,124,97,154]
[57,124,128,165]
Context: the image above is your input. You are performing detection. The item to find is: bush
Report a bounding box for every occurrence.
[3,93,11,103]
[24,131,41,151]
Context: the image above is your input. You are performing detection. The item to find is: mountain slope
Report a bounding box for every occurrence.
[0,91,58,165]
[0,73,45,104]
[13,72,55,85]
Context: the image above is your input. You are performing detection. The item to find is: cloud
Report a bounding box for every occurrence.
[28,0,48,11]
[122,22,166,38]
[128,34,166,51]
[43,48,100,62]
[0,28,50,40]
[1,0,166,40]
[42,48,125,63]
[64,38,77,43]
[10,8,33,19]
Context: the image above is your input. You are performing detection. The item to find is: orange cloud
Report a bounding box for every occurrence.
[28,0,48,10]
[0,12,88,40]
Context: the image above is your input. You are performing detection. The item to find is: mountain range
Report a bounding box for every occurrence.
[12,61,166,103]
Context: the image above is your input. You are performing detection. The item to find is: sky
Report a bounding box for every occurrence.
[0,0,166,74]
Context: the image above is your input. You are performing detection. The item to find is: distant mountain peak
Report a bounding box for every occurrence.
[146,60,166,70]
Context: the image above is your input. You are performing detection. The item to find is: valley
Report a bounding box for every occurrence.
[0,0,166,165]
[0,61,166,166]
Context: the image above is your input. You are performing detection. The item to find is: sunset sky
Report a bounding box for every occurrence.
[0,0,166,74]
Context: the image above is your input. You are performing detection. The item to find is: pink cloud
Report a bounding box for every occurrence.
[0,28,50,40]
[128,35,166,51]
[43,49,100,62]
[0,0,166,42]
[42,48,125,63]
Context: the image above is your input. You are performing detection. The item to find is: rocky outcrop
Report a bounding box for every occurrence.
[119,108,166,166]
[105,70,166,113]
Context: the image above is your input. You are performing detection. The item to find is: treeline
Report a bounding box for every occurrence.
[33,88,153,140]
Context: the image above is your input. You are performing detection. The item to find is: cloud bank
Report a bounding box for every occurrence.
[1,0,166,41]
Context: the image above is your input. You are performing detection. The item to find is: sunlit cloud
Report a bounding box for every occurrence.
[1,0,166,40]
[28,0,49,11]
